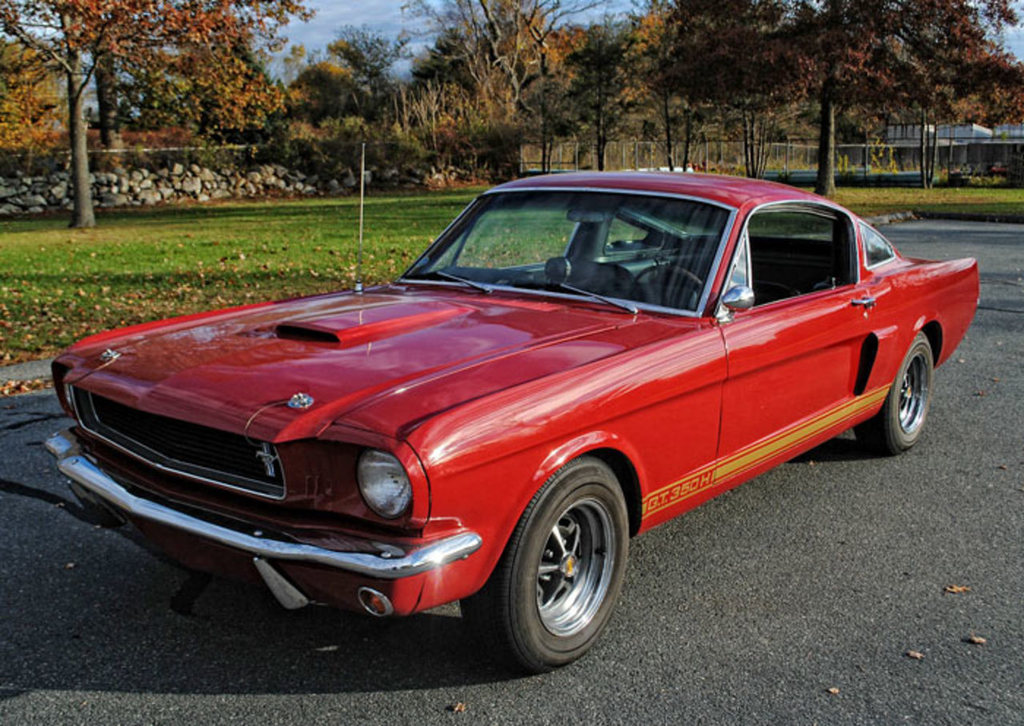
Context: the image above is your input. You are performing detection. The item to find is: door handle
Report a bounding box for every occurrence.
[851,296,876,309]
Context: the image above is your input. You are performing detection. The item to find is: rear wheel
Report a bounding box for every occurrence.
[461,456,629,673]
[856,332,934,455]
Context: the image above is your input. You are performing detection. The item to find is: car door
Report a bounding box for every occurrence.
[716,203,888,481]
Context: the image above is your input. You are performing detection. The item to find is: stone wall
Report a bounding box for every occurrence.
[0,163,375,216]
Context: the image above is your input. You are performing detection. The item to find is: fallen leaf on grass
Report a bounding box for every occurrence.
[965,634,987,645]
[905,650,925,660]
[944,585,971,594]
[448,702,467,713]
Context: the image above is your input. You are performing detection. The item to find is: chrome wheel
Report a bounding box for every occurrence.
[898,352,929,434]
[536,498,615,637]
[855,332,934,456]
[460,456,628,673]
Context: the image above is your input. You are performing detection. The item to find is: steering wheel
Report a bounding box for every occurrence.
[753,280,801,303]
[631,263,704,304]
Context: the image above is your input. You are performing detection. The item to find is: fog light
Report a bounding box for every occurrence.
[358,587,394,617]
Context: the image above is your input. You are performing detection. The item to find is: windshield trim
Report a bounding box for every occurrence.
[400,188,740,317]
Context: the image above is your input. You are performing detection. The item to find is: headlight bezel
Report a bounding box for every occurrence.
[356,448,413,519]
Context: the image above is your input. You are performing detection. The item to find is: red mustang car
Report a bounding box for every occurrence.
[47,173,978,673]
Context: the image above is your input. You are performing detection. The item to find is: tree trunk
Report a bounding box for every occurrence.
[539,51,549,173]
[67,49,95,229]
[662,90,674,171]
[682,108,692,169]
[814,76,836,197]
[95,54,122,150]
[929,128,937,185]
[919,109,930,189]
[742,110,765,179]
[743,112,752,177]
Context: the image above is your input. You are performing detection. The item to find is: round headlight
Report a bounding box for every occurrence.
[357,449,412,519]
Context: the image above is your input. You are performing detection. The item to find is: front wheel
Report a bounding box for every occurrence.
[461,456,629,673]
[856,331,934,455]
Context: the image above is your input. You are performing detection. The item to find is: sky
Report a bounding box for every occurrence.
[281,1,1024,70]
[281,0,630,57]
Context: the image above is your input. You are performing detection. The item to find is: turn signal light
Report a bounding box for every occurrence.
[357,587,394,617]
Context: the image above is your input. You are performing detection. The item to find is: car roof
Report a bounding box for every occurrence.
[492,172,838,211]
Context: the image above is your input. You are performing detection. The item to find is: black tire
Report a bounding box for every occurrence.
[460,456,629,674]
[856,331,934,455]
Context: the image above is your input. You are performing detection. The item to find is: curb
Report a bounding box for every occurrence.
[912,211,1024,224]
[863,210,1024,227]
[1,358,54,382]
[863,211,917,226]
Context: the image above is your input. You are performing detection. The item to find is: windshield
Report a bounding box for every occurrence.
[404,190,731,313]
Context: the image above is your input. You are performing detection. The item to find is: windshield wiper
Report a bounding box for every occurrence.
[405,270,493,294]
[512,280,638,315]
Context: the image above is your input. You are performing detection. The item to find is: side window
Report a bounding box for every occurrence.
[860,223,895,267]
[745,207,855,305]
[604,216,660,254]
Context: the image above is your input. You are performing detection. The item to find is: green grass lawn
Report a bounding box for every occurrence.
[1,184,1022,364]
[833,186,1024,217]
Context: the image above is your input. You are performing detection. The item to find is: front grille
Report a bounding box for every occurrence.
[71,387,285,498]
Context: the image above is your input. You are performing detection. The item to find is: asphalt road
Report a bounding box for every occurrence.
[1,220,1022,725]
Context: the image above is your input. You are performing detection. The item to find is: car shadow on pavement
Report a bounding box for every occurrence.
[1,487,521,697]
[790,432,873,464]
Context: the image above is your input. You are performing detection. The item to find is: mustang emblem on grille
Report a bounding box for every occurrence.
[255,442,278,478]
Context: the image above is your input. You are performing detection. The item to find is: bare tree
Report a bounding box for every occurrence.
[407,0,600,122]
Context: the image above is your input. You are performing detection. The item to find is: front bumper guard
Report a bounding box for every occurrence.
[46,429,483,582]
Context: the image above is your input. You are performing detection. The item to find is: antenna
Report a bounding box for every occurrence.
[355,142,366,294]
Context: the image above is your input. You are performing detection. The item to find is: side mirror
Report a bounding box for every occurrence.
[721,285,755,312]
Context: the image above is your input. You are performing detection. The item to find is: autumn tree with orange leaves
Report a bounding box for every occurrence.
[0,0,309,228]
[788,0,1020,195]
[0,40,60,152]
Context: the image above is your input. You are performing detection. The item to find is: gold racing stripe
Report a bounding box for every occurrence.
[641,385,890,519]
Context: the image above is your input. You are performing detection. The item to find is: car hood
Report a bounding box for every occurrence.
[60,286,688,442]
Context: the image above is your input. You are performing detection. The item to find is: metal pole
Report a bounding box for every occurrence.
[355,142,365,294]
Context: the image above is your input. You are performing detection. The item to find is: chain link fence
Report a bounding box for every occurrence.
[520,139,1024,186]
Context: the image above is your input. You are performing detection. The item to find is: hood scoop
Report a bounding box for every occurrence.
[275,302,471,347]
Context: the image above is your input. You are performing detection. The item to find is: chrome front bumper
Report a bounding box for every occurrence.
[46,429,482,581]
